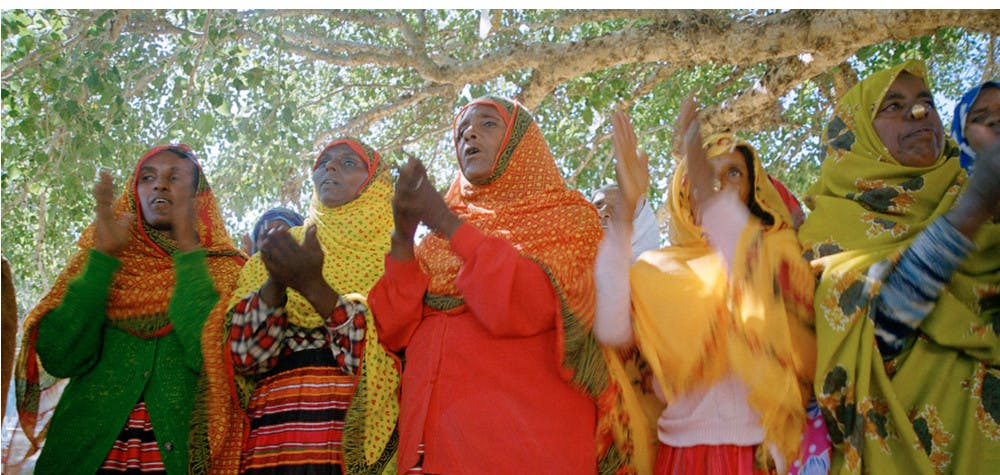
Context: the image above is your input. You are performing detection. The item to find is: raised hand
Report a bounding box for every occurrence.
[397,156,462,239]
[170,181,200,252]
[260,224,325,293]
[93,171,134,256]
[259,224,339,316]
[947,121,1000,235]
[965,121,1000,210]
[240,232,254,255]
[610,107,650,231]
[675,96,716,224]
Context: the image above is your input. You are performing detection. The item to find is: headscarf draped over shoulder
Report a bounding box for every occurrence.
[206,138,400,475]
[951,80,999,171]
[798,59,1000,473]
[15,144,246,466]
[415,96,647,474]
[630,133,816,466]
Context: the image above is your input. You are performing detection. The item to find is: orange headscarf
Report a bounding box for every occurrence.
[14,144,245,467]
[415,96,644,474]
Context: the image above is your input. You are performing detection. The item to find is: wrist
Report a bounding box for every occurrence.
[260,278,288,307]
[436,212,462,239]
[390,231,415,261]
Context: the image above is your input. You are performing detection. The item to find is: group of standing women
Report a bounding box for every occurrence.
[9,58,998,475]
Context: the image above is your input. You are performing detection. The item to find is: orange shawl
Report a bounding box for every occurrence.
[416,96,643,474]
[14,144,245,467]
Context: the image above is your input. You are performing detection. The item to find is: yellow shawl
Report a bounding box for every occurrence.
[205,139,400,475]
[798,59,1000,474]
[630,134,816,466]
[416,96,650,474]
[15,145,246,469]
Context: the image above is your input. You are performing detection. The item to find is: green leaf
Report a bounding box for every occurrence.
[207,93,224,108]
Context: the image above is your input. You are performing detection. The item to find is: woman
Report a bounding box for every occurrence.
[217,138,399,475]
[594,103,817,474]
[799,59,999,473]
[242,207,305,255]
[952,80,999,171]
[369,96,646,474]
[15,145,245,474]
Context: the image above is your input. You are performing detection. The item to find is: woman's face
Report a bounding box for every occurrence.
[709,150,751,206]
[965,86,1000,155]
[312,144,369,207]
[456,104,507,185]
[873,72,944,167]
[136,151,198,239]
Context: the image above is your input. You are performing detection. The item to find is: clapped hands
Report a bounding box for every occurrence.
[390,156,462,260]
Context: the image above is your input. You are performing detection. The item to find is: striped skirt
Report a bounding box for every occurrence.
[98,399,166,474]
[240,348,357,475]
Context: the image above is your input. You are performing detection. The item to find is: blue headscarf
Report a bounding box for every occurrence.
[951,80,999,171]
[249,206,305,254]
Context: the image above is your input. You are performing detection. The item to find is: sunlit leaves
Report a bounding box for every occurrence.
[1,8,996,312]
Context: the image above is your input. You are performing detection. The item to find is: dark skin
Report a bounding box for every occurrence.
[390,156,463,262]
[93,166,199,256]
[258,146,374,316]
[945,120,1000,236]
[610,96,741,231]
[258,224,340,318]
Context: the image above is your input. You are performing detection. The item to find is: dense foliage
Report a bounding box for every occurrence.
[2,9,997,311]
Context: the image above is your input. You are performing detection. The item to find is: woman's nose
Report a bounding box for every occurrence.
[908,103,928,120]
[154,175,170,190]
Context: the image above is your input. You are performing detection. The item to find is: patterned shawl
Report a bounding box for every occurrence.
[798,59,1000,474]
[629,133,816,467]
[205,138,400,475]
[414,96,647,474]
[15,144,245,464]
[951,80,999,171]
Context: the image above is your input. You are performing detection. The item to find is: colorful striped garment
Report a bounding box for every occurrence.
[99,400,167,474]
[229,293,367,474]
[212,138,400,475]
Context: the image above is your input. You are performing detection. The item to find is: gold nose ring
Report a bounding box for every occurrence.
[910,104,928,119]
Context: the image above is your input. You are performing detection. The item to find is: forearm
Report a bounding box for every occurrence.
[452,223,560,337]
[594,223,635,348]
[168,249,219,371]
[325,296,369,376]
[369,254,429,352]
[36,250,120,377]
[872,217,975,358]
[228,291,289,374]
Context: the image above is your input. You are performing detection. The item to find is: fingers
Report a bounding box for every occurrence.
[241,233,253,255]
[674,96,698,155]
[94,170,116,218]
[302,224,320,251]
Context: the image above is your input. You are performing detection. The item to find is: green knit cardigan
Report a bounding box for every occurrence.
[34,249,218,474]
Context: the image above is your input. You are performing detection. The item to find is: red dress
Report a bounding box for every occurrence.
[369,224,597,475]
